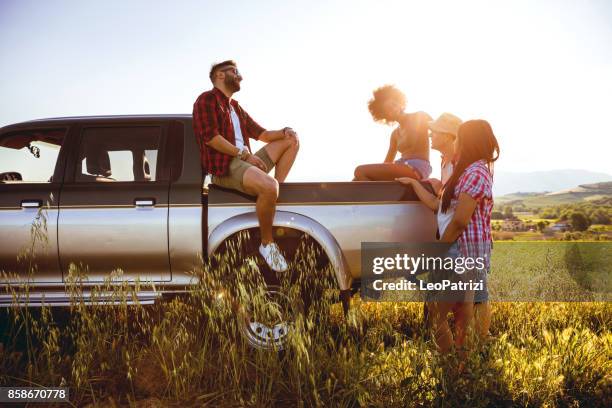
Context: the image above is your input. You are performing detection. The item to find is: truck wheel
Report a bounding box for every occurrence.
[216,229,333,351]
[233,240,304,351]
[236,284,296,350]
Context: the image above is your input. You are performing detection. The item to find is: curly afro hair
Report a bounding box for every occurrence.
[367,85,407,124]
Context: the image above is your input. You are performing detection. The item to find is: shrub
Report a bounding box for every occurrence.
[591,209,610,225]
[571,212,590,232]
[491,211,504,220]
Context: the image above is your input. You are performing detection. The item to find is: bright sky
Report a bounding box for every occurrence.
[1,0,611,181]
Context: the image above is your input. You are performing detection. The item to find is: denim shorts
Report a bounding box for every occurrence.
[426,242,489,303]
[394,158,432,179]
[474,271,489,303]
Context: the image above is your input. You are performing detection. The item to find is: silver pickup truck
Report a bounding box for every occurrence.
[0,115,436,347]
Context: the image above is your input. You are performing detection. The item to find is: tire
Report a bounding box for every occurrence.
[237,284,296,350]
[216,228,333,351]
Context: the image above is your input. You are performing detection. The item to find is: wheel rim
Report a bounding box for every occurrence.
[238,286,294,350]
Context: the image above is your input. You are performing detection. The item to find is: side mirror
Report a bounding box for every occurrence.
[0,172,23,182]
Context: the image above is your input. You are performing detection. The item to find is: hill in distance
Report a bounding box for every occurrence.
[496,181,612,208]
[493,169,611,196]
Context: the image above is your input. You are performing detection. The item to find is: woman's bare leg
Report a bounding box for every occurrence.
[474,302,492,338]
[353,163,421,181]
[429,301,454,353]
[453,301,474,349]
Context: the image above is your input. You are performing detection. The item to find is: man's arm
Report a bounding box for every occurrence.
[194,92,239,155]
[206,135,266,170]
[259,129,287,143]
[259,128,299,144]
[206,135,241,156]
[240,103,299,145]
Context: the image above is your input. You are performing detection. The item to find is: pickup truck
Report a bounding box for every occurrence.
[0,115,436,348]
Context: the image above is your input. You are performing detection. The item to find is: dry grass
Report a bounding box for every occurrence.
[1,212,610,407]
[1,255,611,407]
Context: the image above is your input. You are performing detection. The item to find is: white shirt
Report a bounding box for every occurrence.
[437,160,455,237]
[229,104,245,151]
[437,201,455,238]
[441,160,454,185]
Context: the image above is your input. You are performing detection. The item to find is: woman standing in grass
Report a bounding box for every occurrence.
[435,119,498,352]
[399,119,498,353]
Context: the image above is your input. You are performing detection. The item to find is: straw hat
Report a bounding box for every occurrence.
[428,113,463,136]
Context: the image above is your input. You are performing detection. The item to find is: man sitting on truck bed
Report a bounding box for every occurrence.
[193,60,300,272]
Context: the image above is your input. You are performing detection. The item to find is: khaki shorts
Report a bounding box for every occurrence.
[211,147,275,194]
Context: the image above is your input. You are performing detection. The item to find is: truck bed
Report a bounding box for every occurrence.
[205,181,437,280]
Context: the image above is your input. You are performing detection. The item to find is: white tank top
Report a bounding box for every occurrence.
[437,161,455,237]
[441,161,453,185]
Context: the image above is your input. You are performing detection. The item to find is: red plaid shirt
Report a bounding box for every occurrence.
[452,160,493,266]
[192,87,266,176]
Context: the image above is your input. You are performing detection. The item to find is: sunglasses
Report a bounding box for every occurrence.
[220,67,240,76]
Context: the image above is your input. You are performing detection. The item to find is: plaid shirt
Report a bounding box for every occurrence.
[452,160,493,267]
[192,87,266,176]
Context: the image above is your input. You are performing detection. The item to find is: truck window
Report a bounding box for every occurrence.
[0,129,66,183]
[77,126,161,182]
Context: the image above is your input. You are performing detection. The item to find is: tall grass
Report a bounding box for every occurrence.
[1,265,610,406]
[0,211,610,406]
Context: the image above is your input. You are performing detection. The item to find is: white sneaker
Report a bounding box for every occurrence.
[259,242,288,272]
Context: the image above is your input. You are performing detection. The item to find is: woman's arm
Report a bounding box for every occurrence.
[439,192,478,242]
[395,177,439,211]
[384,131,398,163]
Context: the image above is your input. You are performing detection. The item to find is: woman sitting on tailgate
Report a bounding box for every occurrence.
[353,85,432,181]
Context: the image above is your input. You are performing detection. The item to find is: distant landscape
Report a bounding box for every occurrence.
[493,169,611,196]
[492,181,612,241]
[496,181,612,208]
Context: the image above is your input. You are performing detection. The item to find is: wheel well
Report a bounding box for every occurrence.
[213,227,351,314]
[213,226,332,272]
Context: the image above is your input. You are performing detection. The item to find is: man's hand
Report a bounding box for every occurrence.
[245,153,267,171]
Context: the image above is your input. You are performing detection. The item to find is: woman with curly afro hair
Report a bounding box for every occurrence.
[353,85,432,181]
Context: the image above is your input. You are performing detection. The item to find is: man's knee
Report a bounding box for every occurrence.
[243,168,278,196]
[258,175,279,198]
[354,165,366,180]
[288,136,299,151]
[278,136,299,154]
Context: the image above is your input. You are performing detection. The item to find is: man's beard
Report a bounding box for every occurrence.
[225,76,241,92]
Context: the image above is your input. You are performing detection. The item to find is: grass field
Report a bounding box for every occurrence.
[1,242,611,407]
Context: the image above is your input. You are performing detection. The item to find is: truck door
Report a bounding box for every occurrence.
[58,124,171,282]
[0,128,68,283]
